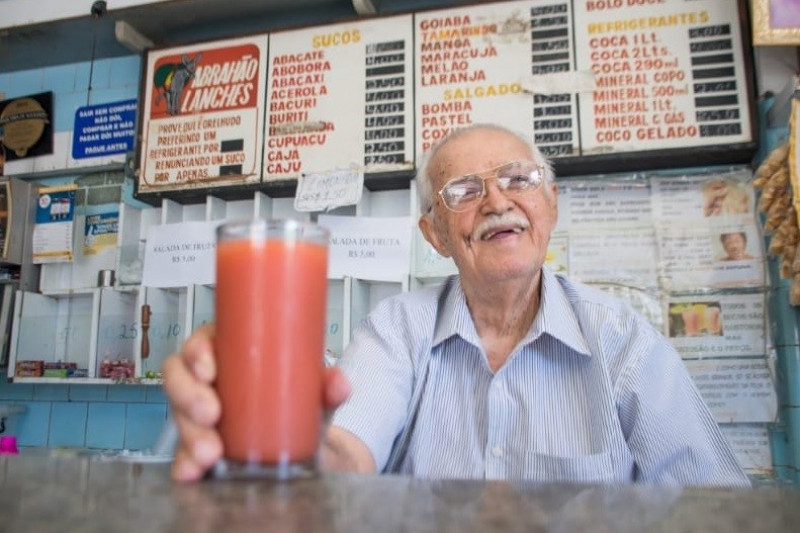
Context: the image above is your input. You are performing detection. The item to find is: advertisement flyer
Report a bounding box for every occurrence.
[83,211,119,255]
[139,35,268,193]
[32,184,76,264]
[651,170,754,222]
[657,222,765,290]
[666,293,765,358]
[568,225,658,289]
[719,424,772,473]
[685,359,777,423]
[265,14,414,181]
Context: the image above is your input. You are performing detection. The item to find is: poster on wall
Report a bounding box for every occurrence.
[264,14,414,182]
[32,184,76,264]
[0,92,53,162]
[414,0,755,169]
[83,211,119,256]
[138,35,268,194]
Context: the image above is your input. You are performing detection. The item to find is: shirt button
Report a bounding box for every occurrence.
[491,446,503,458]
[493,380,502,389]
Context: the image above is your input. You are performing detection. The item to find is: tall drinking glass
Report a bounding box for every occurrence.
[214,218,329,479]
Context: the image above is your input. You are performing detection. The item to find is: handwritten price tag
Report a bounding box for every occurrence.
[294,168,364,212]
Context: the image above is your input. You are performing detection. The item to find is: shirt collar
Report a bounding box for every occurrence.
[432,267,592,357]
[432,276,480,347]
[530,266,592,357]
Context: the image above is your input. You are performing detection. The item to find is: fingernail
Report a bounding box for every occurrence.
[192,358,211,381]
[194,439,217,464]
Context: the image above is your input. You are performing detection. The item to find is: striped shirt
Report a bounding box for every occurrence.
[332,267,750,486]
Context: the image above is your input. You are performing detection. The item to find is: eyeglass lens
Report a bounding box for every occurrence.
[440,162,542,211]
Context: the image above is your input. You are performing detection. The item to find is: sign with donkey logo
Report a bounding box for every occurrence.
[138,35,268,193]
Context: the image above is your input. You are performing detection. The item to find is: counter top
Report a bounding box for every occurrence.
[1,453,798,532]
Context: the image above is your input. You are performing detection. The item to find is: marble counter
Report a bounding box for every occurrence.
[1,452,798,532]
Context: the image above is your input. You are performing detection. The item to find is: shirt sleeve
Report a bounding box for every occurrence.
[330,304,416,472]
[617,327,751,487]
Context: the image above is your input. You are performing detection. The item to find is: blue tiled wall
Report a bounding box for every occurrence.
[0,379,168,450]
[0,55,168,452]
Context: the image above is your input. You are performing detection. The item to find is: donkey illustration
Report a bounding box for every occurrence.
[153,53,202,116]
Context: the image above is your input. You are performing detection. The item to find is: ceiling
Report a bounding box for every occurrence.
[0,0,468,73]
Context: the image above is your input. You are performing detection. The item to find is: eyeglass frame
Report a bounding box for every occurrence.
[435,160,547,213]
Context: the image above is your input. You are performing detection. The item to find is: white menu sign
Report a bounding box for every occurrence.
[319,215,412,281]
[415,1,542,156]
[139,35,268,193]
[573,0,752,154]
[265,15,414,180]
[414,0,752,160]
[141,221,218,287]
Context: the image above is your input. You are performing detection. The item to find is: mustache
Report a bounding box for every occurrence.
[472,212,530,241]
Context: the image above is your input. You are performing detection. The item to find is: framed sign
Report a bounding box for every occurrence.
[751,0,800,45]
[137,35,268,199]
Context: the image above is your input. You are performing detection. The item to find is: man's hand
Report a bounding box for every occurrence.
[162,324,353,482]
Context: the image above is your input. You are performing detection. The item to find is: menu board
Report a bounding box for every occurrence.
[414,0,753,166]
[265,14,414,181]
[138,35,268,194]
[135,0,755,201]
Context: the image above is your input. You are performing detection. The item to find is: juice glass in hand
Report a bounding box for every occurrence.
[214,218,329,479]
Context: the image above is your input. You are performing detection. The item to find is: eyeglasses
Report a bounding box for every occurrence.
[436,160,546,212]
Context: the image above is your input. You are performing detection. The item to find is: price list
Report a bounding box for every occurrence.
[364,40,409,168]
[265,15,413,181]
[574,0,751,154]
[414,1,533,156]
[414,0,752,164]
[530,2,577,158]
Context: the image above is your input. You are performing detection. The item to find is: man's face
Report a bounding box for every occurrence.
[722,233,747,260]
[419,128,558,286]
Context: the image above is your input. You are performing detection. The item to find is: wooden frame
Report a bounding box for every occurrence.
[752,0,800,45]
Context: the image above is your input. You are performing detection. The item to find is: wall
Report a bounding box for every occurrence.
[0,3,799,473]
[0,54,171,451]
[0,379,167,450]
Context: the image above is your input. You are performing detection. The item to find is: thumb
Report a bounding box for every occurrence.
[324,366,351,409]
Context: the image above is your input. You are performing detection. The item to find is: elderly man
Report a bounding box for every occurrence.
[164,123,749,486]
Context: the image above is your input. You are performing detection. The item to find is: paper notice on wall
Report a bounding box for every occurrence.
[568,225,657,289]
[685,359,777,423]
[319,215,412,281]
[32,184,76,264]
[719,423,772,473]
[666,293,765,358]
[83,211,119,255]
[141,221,219,287]
[651,170,754,222]
[562,179,653,227]
[593,283,663,333]
[294,167,363,212]
[656,223,764,290]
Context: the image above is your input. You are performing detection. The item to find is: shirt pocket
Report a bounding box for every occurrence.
[524,450,616,483]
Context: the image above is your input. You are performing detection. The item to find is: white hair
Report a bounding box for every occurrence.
[415,123,555,217]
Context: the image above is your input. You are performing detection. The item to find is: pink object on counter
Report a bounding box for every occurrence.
[0,435,19,454]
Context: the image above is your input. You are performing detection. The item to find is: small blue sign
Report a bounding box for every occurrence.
[72,99,137,159]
